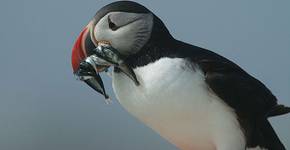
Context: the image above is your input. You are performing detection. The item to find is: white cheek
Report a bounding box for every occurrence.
[94,19,135,54]
[95,22,147,54]
[93,12,153,55]
[110,23,140,53]
[94,17,113,43]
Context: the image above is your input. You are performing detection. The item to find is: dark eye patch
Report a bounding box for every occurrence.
[108,16,119,31]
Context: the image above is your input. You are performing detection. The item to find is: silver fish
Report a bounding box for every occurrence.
[75,44,140,102]
[92,44,140,85]
[76,59,110,100]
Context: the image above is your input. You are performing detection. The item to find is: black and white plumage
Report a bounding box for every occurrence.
[71,1,290,150]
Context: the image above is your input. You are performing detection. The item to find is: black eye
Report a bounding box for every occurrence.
[108,17,119,31]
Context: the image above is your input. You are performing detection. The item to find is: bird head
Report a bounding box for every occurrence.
[71,1,172,98]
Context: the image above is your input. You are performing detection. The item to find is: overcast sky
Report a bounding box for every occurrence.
[0,0,289,150]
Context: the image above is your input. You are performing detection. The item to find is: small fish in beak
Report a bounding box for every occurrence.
[75,43,140,102]
[73,34,140,102]
[92,43,140,86]
[76,59,110,102]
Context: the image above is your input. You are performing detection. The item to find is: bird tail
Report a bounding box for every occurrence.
[252,118,286,150]
[267,104,290,117]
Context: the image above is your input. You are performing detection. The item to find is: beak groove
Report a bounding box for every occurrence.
[71,27,89,73]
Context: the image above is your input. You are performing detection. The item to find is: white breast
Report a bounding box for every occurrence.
[112,58,246,150]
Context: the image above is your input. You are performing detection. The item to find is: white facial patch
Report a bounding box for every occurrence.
[93,12,153,55]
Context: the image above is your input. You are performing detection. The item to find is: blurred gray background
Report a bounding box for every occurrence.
[0,0,289,150]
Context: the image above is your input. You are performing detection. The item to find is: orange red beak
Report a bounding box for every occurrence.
[71,27,89,73]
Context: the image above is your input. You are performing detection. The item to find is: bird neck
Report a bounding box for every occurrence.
[124,15,180,68]
[124,37,178,69]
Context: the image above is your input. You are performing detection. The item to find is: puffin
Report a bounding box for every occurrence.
[71,1,290,150]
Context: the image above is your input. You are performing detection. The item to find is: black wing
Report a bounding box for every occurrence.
[172,41,289,118]
[186,43,289,149]
[198,58,278,117]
